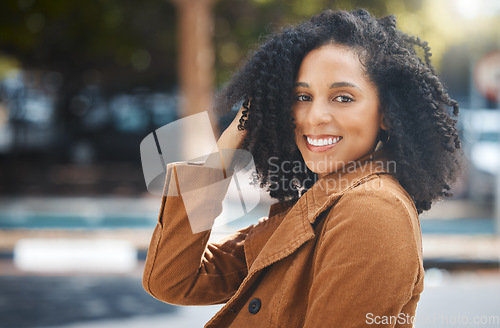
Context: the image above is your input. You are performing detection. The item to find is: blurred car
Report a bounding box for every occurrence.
[460,108,500,200]
[0,72,179,163]
[470,131,500,176]
[461,108,500,176]
[67,89,179,163]
[0,72,59,156]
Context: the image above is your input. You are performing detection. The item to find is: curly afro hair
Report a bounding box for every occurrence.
[214,9,463,214]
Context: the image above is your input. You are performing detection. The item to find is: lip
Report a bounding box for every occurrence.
[303,135,342,152]
[306,134,342,139]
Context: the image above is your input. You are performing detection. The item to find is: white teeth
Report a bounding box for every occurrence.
[306,136,341,147]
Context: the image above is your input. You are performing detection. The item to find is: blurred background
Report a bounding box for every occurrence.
[0,0,499,327]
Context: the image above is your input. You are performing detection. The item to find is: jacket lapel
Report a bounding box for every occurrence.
[245,148,395,274]
[246,198,313,274]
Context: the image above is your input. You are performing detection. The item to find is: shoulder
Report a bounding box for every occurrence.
[332,173,418,226]
[322,173,421,259]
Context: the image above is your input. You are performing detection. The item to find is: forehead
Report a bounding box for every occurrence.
[296,43,369,84]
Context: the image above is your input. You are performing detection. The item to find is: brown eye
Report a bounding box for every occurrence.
[296,94,312,102]
[334,95,354,103]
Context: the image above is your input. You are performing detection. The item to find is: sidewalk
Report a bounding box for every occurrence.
[1,197,499,328]
[2,270,499,328]
[0,196,499,266]
[40,305,224,328]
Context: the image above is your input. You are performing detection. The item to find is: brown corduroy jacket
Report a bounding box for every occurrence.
[142,148,424,327]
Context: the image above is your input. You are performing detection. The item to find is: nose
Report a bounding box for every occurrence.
[306,99,332,126]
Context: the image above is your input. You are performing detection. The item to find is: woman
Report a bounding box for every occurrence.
[143,9,463,327]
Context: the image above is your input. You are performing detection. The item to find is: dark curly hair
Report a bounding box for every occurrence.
[214,9,463,214]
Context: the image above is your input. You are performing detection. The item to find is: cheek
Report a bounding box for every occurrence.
[344,110,381,140]
[342,112,366,136]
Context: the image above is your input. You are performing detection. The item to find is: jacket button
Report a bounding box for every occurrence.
[248,298,261,314]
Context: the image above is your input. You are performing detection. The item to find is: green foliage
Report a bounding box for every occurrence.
[213,0,424,86]
[0,0,495,95]
[0,0,177,93]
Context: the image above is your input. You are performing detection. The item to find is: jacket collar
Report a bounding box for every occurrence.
[304,147,395,224]
[246,147,396,273]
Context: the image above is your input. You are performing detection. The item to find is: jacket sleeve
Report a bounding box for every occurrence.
[303,186,422,328]
[142,161,253,305]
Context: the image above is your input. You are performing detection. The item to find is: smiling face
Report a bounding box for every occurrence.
[292,43,387,178]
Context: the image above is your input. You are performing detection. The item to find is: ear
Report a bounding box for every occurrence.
[379,112,389,131]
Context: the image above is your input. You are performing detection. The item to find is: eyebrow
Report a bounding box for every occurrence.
[329,82,361,90]
[294,81,361,90]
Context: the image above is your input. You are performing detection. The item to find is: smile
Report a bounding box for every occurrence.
[304,135,343,152]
